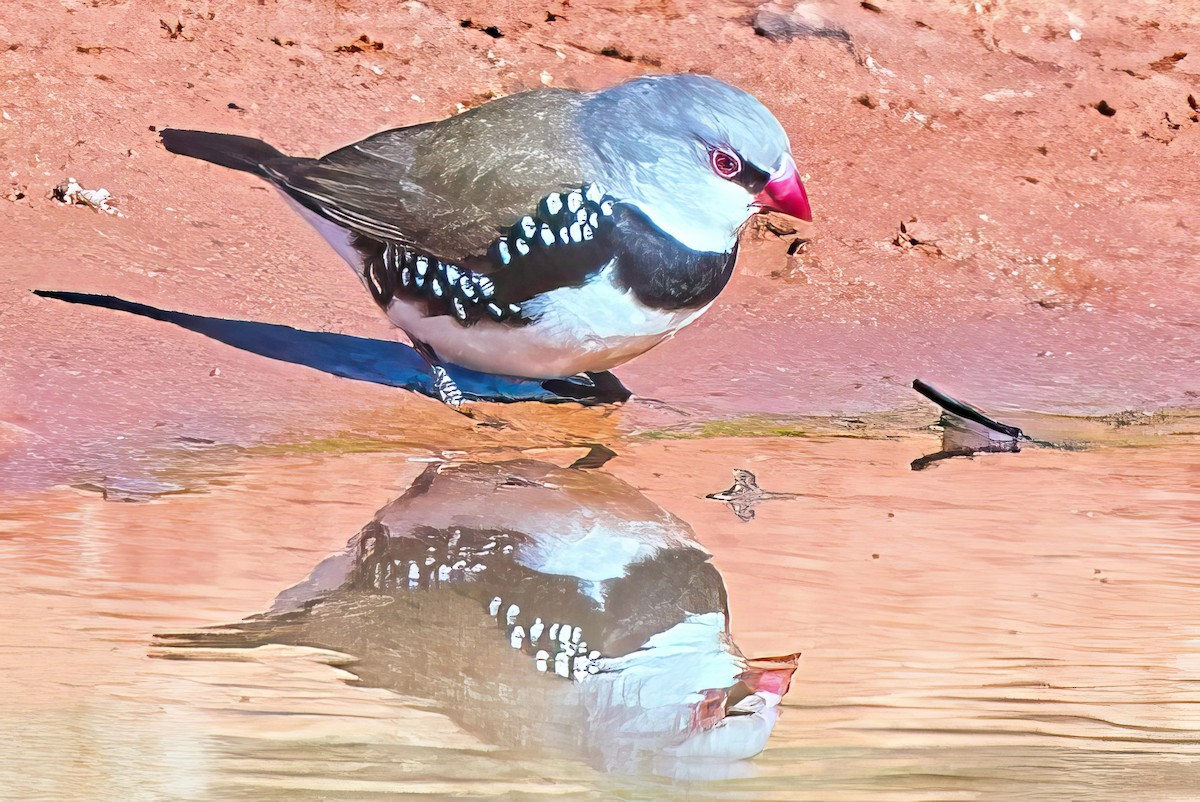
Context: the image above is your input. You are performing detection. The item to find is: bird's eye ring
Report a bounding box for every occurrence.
[710,149,742,179]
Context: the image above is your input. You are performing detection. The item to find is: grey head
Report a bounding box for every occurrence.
[579,75,805,254]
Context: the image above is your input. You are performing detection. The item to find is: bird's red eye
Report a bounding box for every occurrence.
[710,149,741,179]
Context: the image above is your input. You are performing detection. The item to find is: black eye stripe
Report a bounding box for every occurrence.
[709,147,771,194]
[736,161,771,194]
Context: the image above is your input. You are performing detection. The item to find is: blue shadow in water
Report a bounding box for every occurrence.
[33,291,565,403]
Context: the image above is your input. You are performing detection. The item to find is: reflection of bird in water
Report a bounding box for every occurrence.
[707,469,802,521]
[911,379,1028,470]
[159,458,799,775]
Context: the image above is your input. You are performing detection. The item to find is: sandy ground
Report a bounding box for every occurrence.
[2,0,1199,489]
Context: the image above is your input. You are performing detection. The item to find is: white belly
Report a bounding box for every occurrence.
[389,266,710,379]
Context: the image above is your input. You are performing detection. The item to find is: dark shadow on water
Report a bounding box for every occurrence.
[33,290,579,403]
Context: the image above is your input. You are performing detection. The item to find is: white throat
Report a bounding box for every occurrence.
[625,177,752,253]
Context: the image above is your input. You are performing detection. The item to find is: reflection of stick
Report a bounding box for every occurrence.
[909,447,977,472]
[912,379,1025,440]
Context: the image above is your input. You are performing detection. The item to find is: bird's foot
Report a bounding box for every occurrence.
[542,371,632,405]
[586,371,632,403]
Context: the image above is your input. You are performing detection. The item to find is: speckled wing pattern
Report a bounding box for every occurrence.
[346,513,727,680]
[355,184,618,325]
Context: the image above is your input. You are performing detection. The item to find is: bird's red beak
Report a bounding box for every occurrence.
[755,158,812,222]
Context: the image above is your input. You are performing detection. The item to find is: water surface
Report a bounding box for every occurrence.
[1,430,1198,800]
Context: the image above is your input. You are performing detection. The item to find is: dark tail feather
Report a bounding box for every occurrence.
[160,129,286,176]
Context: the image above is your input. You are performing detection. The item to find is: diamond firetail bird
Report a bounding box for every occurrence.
[160,75,812,408]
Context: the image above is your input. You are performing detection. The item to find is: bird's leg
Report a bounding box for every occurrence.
[430,365,465,410]
[541,370,632,404]
[411,339,466,411]
[410,341,509,427]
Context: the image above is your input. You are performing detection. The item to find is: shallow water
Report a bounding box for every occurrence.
[2,427,1198,800]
